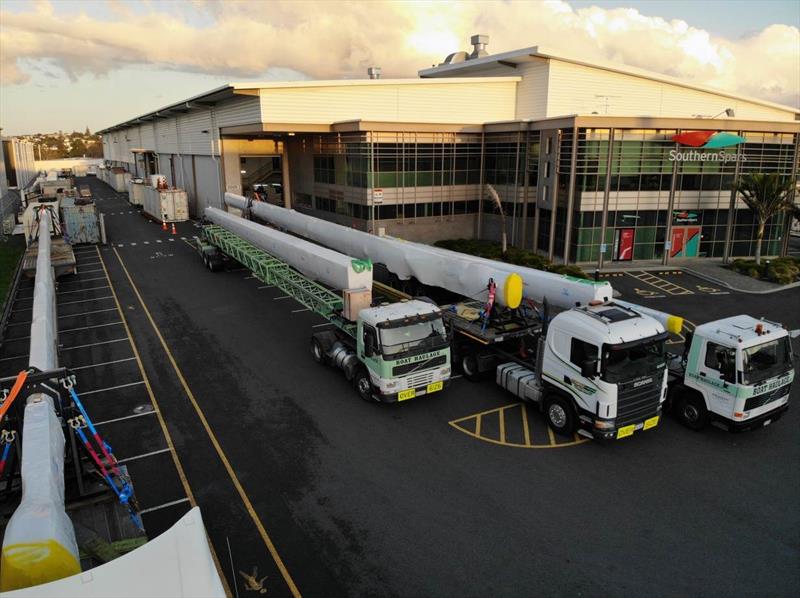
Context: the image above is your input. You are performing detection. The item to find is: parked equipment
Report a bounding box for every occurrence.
[665,315,794,431]
[142,187,189,223]
[198,209,451,402]
[225,194,674,440]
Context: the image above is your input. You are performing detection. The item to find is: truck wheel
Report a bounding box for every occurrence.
[311,337,326,364]
[545,394,577,437]
[353,369,374,402]
[461,353,482,382]
[676,393,708,430]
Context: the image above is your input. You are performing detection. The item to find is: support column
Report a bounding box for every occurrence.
[597,128,615,270]
[662,134,681,266]
[281,140,292,209]
[779,133,800,257]
[547,130,562,262]
[563,125,579,265]
[722,131,744,263]
[477,131,486,238]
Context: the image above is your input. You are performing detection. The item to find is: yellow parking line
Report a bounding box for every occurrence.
[499,409,506,444]
[95,247,233,598]
[111,248,301,598]
[521,405,531,446]
[547,426,556,446]
[475,414,482,437]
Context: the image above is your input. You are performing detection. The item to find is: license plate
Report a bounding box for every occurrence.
[426,381,443,394]
[617,424,636,439]
[643,415,660,430]
[398,389,416,401]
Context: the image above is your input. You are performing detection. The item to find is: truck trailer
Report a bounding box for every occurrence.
[198,207,451,403]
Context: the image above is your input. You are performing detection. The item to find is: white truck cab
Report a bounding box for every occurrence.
[539,303,669,440]
[670,315,794,430]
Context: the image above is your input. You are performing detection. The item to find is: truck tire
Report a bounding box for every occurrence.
[544,394,577,437]
[353,368,374,402]
[311,337,326,364]
[675,391,709,430]
[461,353,482,382]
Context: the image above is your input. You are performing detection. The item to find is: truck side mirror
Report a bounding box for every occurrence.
[581,358,598,378]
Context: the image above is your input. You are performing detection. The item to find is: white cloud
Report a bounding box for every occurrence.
[1,0,797,107]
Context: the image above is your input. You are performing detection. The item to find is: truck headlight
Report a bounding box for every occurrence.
[385,380,398,389]
[594,419,616,430]
[441,367,451,377]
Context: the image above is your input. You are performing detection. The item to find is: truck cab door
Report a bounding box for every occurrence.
[360,324,381,378]
[697,340,737,416]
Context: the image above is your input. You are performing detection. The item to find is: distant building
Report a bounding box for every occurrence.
[1,137,36,190]
[99,37,800,265]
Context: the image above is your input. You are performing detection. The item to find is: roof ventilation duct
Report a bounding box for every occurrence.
[468,34,489,59]
[367,66,382,79]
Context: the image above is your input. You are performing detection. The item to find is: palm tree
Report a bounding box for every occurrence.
[733,173,794,265]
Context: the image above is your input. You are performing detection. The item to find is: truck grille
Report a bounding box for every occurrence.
[744,383,791,412]
[616,376,662,426]
[392,355,447,376]
[407,371,436,388]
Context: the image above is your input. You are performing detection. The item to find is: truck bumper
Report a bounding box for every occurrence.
[716,402,789,432]
[375,379,451,403]
[588,410,663,441]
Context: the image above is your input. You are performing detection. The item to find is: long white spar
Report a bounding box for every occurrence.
[205,207,372,291]
[225,193,613,310]
[1,208,81,592]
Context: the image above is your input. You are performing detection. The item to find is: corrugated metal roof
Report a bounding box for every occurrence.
[418,45,800,116]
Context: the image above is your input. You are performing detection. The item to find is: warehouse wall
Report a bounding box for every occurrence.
[194,155,223,214]
[259,80,518,124]
[546,60,797,121]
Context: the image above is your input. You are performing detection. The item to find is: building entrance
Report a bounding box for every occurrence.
[240,155,282,205]
[613,228,635,261]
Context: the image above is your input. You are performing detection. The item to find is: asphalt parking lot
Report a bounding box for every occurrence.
[42,177,800,596]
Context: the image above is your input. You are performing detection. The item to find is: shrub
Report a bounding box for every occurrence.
[728,257,799,284]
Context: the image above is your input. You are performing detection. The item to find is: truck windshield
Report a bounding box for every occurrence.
[601,336,666,383]
[742,337,792,385]
[380,318,447,358]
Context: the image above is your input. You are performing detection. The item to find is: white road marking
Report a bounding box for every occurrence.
[138,497,190,515]
[80,380,146,396]
[94,410,157,426]
[117,447,172,464]
[70,357,137,371]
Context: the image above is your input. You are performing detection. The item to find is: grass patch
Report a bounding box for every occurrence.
[728,256,800,285]
[433,239,588,278]
[0,235,25,307]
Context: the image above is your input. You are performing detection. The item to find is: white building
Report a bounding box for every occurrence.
[100,36,799,265]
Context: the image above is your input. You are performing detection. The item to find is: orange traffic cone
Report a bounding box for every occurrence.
[161,220,167,231]
[171,222,177,235]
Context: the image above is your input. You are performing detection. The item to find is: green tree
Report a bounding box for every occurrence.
[733,173,794,264]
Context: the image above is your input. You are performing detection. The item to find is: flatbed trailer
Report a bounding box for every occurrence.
[197,225,451,403]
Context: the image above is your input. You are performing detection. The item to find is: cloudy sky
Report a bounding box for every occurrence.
[1,0,798,135]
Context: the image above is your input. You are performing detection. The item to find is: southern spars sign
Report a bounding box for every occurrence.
[669,131,746,162]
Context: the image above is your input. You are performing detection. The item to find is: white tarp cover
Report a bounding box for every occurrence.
[225,193,613,310]
[206,206,372,291]
[2,507,226,598]
[1,209,81,591]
